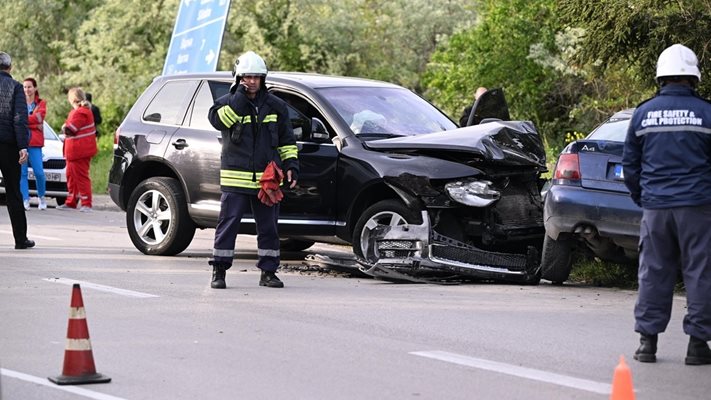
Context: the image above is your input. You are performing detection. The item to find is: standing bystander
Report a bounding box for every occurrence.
[58,87,97,212]
[86,92,102,136]
[623,44,711,365]
[0,52,34,249]
[21,77,48,210]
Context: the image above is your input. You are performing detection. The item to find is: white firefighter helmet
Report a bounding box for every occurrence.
[232,51,268,78]
[656,44,701,84]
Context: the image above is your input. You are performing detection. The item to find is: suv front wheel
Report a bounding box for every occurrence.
[353,199,422,262]
[126,177,196,255]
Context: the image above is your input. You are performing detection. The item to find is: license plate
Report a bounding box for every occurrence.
[613,164,624,179]
[28,171,62,182]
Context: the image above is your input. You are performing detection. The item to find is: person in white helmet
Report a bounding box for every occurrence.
[623,44,711,365]
[206,51,299,289]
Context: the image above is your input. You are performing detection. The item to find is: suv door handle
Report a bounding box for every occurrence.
[172,138,189,149]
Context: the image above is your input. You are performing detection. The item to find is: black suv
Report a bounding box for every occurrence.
[109,72,546,283]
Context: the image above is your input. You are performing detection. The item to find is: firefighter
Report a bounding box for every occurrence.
[207,51,299,289]
[622,44,711,365]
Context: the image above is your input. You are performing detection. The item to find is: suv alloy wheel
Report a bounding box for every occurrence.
[126,177,196,255]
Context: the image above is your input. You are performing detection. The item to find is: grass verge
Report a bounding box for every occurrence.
[90,133,114,194]
[569,258,638,289]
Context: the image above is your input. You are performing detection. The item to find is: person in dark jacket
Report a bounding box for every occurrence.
[0,52,34,249]
[623,44,711,365]
[85,92,102,136]
[206,51,299,289]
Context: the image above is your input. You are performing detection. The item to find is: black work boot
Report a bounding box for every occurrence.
[259,270,284,288]
[633,333,658,363]
[685,336,711,365]
[209,261,228,289]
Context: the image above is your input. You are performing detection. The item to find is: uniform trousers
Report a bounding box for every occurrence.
[65,157,92,208]
[212,192,280,272]
[635,205,711,340]
[0,143,28,245]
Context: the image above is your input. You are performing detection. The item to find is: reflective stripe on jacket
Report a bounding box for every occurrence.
[63,106,97,161]
[208,84,299,194]
[623,84,711,208]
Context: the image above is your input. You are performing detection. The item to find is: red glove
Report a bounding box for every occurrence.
[258,161,284,206]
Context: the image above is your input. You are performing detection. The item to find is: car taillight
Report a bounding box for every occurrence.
[554,153,581,180]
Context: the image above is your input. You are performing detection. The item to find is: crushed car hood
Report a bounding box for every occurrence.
[363,120,546,167]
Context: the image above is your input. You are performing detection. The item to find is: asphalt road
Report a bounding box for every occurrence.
[1,198,710,400]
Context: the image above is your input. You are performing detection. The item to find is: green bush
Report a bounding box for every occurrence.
[90,133,114,194]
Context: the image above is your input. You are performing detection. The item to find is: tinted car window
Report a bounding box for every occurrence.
[273,91,335,140]
[143,80,198,125]
[318,87,456,137]
[588,119,630,142]
[189,81,231,130]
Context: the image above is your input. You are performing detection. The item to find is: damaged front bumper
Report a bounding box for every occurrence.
[356,211,540,284]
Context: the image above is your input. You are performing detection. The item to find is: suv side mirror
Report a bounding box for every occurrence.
[310,117,330,142]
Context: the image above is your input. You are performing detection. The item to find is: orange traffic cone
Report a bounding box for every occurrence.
[48,284,111,385]
[610,355,635,400]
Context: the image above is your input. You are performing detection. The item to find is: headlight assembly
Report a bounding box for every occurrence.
[445,179,500,207]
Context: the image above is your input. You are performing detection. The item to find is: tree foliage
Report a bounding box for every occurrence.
[223,0,476,90]
[423,0,574,144]
[0,0,101,126]
[60,0,178,132]
[558,0,711,97]
[1,0,710,157]
[1,0,473,131]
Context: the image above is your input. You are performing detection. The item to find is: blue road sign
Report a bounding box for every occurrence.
[163,0,231,76]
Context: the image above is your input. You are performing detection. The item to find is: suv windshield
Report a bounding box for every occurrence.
[317,87,456,137]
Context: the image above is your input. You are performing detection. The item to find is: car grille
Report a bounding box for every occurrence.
[376,240,419,258]
[430,244,528,271]
[494,181,543,226]
[44,159,66,169]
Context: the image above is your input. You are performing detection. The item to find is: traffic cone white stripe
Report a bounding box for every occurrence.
[68,307,86,319]
[65,339,93,351]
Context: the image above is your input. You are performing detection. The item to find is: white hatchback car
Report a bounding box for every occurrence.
[0,121,68,206]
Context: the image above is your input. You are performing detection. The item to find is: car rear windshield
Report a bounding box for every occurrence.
[317,87,457,137]
[588,118,630,142]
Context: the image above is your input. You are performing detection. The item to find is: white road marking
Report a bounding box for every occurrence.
[410,350,613,395]
[43,278,159,298]
[0,229,61,241]
[1,368,127,400]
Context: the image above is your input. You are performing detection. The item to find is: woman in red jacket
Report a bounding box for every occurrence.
[58,87,97,211]
[21,77,48,210]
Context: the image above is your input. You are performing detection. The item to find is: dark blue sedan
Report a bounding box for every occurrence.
[542,109,641,283]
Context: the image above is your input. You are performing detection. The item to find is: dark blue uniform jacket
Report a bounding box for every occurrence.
[623,84,711,209]
[0,71,28,149]
[208,84,299,195]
